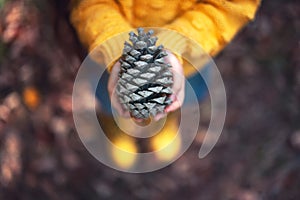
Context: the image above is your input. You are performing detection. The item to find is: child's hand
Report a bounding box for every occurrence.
[108,62,131,118]
[154,51,185,121]
[108,51,185,121]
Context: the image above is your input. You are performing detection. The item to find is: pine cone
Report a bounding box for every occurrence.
[116,28,173,119]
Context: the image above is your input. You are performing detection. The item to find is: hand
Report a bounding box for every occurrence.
[108,61,131,118]
[108,51,185,121]
[154,51,185,121]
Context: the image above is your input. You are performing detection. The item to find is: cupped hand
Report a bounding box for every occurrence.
[108,61,131,118]
[108,51,185,121]
[153,50,185,121]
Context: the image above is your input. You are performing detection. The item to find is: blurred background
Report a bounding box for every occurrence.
[0,0,299,199]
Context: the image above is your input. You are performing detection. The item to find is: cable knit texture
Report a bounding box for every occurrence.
[70,0,260,74]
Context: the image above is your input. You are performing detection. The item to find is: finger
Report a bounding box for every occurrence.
[111,92,126,115]
[107,62,120,95]
[165,86,185,113]
[164,51,184,94]
[132,117,144,123]
[110,84,130,118]
[133,118,143,122]
[165,100,181,113]
[112,101,130,117]
[165,94,181,113]
[172,70,184,94]
[107,62,131,117]
[154,112,167,121]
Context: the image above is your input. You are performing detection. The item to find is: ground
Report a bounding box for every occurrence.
[0,0,299,199]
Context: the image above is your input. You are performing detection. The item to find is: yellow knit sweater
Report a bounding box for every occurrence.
[70,0,260,74]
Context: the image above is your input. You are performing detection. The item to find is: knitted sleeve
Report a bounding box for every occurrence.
[70,0,132,51]
[164,0,261,56]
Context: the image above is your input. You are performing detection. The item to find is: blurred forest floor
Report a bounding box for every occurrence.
[0,0,299,199]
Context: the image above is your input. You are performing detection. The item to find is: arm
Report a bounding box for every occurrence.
[70,0,132,51]
[164,0,261,56]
